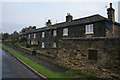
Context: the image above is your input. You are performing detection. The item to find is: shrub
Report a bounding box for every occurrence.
[26,43,31,48]
[20,37,27,43]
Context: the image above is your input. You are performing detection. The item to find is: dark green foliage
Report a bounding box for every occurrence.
[21,28,26,32]
[10,39,18,44]
[20,37,27,43]
[2,33,10,40]
[26,42,31,48]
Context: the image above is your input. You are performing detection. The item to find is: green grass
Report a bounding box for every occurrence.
[0,44,97,80]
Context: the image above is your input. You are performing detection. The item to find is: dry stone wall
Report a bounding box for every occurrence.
[57,38,120,79]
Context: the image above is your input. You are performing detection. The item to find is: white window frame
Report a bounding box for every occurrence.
[42,42,45,48]
[85,24,94,34]
[63,28,68,36]
[33,33,36,38]
[42,32,45,38]
[53,30,57,36]
[53,42,56,48]
[28,34,31,38]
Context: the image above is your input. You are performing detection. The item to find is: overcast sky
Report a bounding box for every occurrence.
[1,0,119,34]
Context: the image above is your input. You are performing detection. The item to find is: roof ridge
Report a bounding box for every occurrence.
[73,14,107,21]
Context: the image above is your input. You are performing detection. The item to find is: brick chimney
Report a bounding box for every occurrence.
[107,3,115,22]
[46,19,51,26]
[66,13,73,22]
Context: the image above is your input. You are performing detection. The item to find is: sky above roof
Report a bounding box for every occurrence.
[1,0,119,34]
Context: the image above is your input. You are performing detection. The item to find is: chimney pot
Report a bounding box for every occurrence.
[67,13,70,16]
[110,3,112,8]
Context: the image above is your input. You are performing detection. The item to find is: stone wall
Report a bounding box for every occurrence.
[30,45,58,55]
[3,37,120,79]
[3,43,57,63]
[57,37,120,79]
[17,46,56,62]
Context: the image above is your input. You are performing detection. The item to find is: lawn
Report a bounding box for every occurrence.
[1,44,97,80]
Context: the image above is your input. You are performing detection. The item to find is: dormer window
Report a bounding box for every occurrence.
[63,28,68,36]
[42,32,45,38]
[85,24,94,34]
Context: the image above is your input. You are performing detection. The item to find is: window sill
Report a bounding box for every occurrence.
[85,32,94,35]
[47,47,57,49]
[53,36,57,37]
[63,35,68,36]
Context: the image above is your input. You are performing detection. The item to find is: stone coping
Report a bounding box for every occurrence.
[20,46,55,58]
[62,36,120,40]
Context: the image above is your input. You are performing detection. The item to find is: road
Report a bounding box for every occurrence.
[2,48,39,79]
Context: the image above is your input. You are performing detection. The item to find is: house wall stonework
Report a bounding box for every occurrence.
[57,38,120,78]
[68,21,106,38]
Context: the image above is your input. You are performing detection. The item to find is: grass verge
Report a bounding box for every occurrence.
[0,44,98,80]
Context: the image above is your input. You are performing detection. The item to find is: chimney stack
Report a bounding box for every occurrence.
[32,26,36,30]
[46,19,51,27]
[66,13,73,22]
[107,3,115,22]
[106,3,116,37]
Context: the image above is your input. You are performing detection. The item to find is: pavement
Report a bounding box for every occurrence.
[2,48,38,78]
[9,46,67,72]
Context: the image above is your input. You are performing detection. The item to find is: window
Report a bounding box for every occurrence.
[63,28,68,36]
[42,42,45,48]
[53,42,56,48]
[42,32,45,38]
[53,30,57,36]
[85,24,93,34]
[28,34,31,38]
[88,50,97,60]
[33,33,36,38]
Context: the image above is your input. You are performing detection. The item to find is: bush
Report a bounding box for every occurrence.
[20,37,27,43]
[26,43,31,48]
[14,42,20,45]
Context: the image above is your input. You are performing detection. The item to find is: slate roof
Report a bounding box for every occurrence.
[50,14,108,28]
[19,14,119,35]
